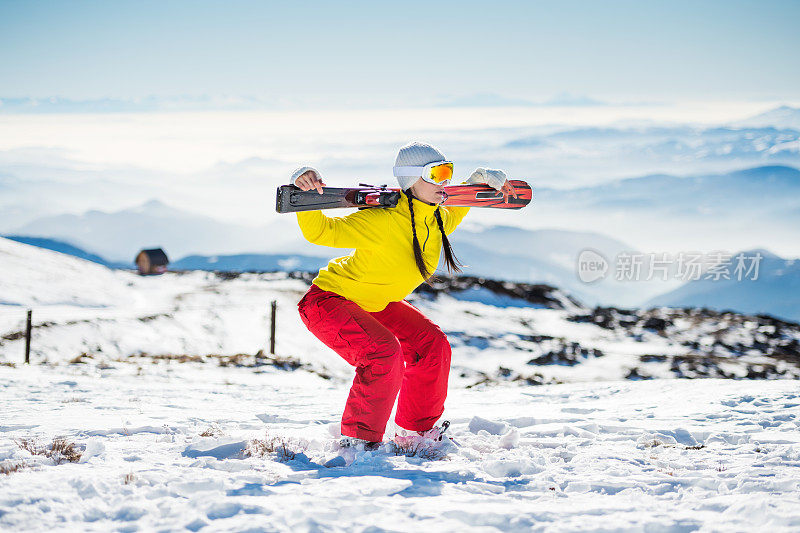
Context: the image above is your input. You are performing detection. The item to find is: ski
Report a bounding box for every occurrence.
[440,180,532,209]
[275,185,401,213]
[276,180,532,213]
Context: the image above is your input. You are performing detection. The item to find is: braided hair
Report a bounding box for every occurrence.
[406,190,463,282]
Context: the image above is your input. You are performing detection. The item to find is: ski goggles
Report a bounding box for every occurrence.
[393,161,454,185]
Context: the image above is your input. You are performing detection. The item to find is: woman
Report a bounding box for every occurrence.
[292,142,514,448]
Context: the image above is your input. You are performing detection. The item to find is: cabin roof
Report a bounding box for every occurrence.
[137,248,169,266]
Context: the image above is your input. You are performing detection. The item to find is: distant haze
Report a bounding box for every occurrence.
[2,103,800,256]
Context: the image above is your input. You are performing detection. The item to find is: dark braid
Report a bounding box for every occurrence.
[406,191,464,281]
[407,191,431,281]
[434,207,463,275]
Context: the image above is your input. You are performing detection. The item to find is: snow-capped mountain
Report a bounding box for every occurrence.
[13,199,252,262]
[646,249,800,322]
[12,199,313,263]
[735,105,800,130]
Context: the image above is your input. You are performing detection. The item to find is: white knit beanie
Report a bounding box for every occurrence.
[393,141,447,190]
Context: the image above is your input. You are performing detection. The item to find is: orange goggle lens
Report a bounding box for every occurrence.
[427,163,454,183]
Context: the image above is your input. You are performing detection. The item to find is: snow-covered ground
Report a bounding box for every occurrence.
[2,365,799,531]
[2,238,800,531]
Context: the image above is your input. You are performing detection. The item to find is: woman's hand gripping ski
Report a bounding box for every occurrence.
[292,166,326,194]
[468,167,518,199]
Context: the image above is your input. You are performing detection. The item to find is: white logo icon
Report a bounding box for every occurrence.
[577,249,608,283]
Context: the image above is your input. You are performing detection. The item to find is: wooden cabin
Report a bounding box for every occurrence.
[135,248,169,275]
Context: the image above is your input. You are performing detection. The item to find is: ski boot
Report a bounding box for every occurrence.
[338,436,382,451]
[394,420,454,448]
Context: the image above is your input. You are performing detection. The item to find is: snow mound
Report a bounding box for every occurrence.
[0,236,140,308]
[183,438,248,459]
[469,416,509,435]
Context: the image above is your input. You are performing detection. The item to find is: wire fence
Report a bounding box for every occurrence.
[0,299,280,366]
[0,270,321,367]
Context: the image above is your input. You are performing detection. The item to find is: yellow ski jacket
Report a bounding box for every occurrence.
[296,192,470,312]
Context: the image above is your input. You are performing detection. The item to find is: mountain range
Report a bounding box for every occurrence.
[5,208,661,307]
[10,199,346,263]
[12,164,800,261]
[734,105,800,130]
[647,249,800,322]
[436,92,607,108]
[7,156,800,317]
[504,124,800,174]
[5,229,799,322]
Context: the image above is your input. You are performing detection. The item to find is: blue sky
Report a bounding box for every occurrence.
[1,0,799,108]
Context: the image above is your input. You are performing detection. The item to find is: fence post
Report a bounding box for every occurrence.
[270,300,277,355]
[24,309,32,364]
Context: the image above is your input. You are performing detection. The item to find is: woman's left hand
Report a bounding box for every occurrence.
[468,168,514,197]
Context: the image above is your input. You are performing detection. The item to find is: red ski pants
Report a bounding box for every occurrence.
[298,285,452,442]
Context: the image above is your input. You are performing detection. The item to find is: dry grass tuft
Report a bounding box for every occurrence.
[0,361,16,368]
[123,472,136,484]
[16,437,83,465]
[119,353,205,364]
[69,353,94,364]
[199,424,224,438]
[244,434,298,462]
[16,438,38,455]
[0,461,27,475]
[217,353,253,367]
[49,438,83,464]
[389,442,448,461]
[62,396,88,403]
[643,439,707,451]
